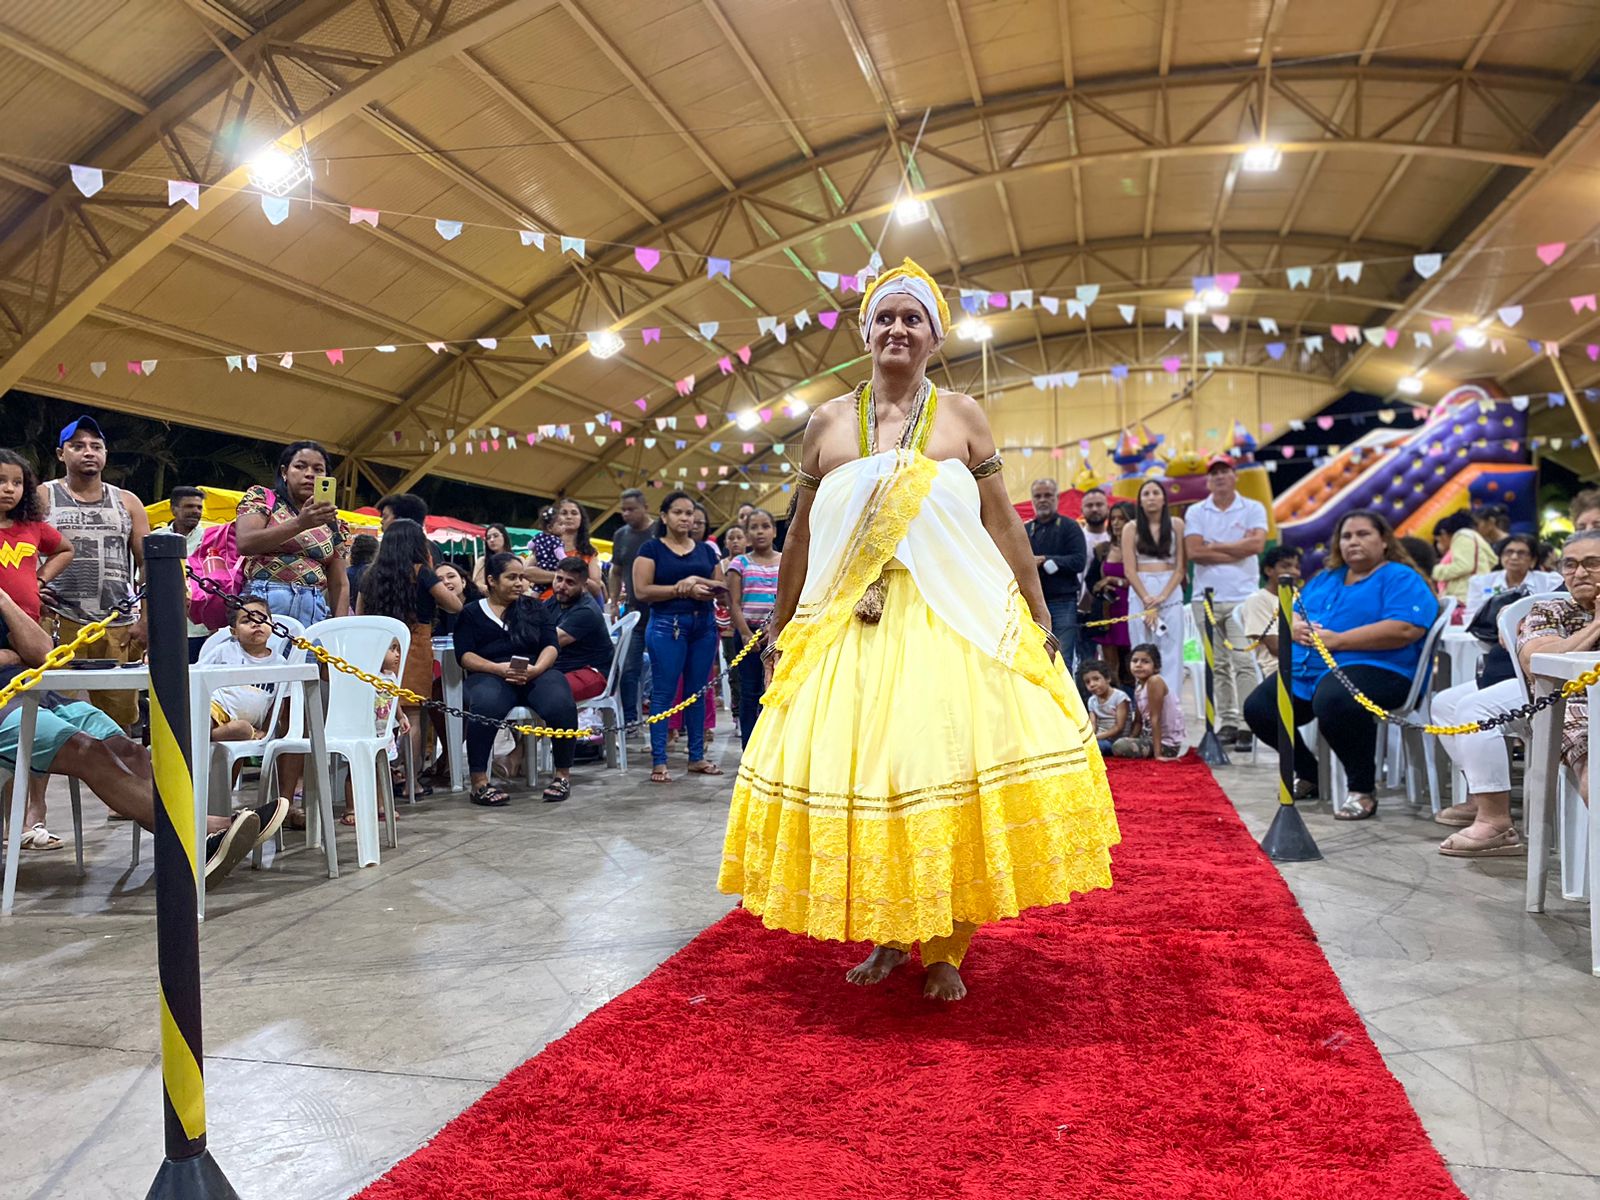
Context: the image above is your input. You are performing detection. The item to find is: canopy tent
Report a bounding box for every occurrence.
[145,486,381,532]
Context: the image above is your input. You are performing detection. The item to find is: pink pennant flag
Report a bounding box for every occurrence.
[626,437,635,446]
[325,348,345,365]
[634,397,648,410]
[1161,357,1182,374]
[609,420,622,433]
[1211,314,1230,333]
[737,345,751,365]
[1588,344,1599,362]
[642,328,661,345]
[759,408,773,423]
[675,375,695,397]
[634,246,661,272]
[1384,328,1399,348]
[1317,416,1335,430]
[1281,445,1296,458]
[741,442,755,454]
[349,206,379,227]
[1572,294,1597,314]
[1215,273,1240,293]
[840,275,859,294]
[1537,242,1567,267]
[1430,317,1454,335]
[717,357,733,375]
[818,311,839,330]
[56,362,66,380]
[988,292,1008,308]
[491,439,501,452]
[127,361,142,375]
[694,414,708,429]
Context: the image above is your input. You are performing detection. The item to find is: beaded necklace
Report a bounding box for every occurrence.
[856,379,937,458]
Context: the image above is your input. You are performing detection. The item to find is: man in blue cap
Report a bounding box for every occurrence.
[37,416,150,731]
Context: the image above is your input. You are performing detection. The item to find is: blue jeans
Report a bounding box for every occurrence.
[1046,599,1080,671]
[244,580,330,629]
[620,604,649,722]
[735,633,767,745]
[646,609,717,767]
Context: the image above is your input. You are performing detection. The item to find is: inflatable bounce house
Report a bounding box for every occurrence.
[1274,382,1533,565]
[1108,420,1278,537]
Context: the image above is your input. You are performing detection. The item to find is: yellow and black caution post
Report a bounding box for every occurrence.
[1259,574,1322,862]
[1195,587,1230,766]
[143,533,240,1200]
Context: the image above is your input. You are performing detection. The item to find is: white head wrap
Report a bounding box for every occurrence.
[861,273,944,345]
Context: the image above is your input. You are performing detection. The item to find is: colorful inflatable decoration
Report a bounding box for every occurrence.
[1108,420,1278,536]
[1273,383,1532,567]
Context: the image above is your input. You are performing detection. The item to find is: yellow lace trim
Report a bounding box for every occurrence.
[719,764,1120,946]
[763,450,938,708]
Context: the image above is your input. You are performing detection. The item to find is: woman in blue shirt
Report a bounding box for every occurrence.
[1242,510,1438,819]
[633,490,726,781]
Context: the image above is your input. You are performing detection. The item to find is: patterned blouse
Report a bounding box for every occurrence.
[236,484,350,590]
[1518,597,1594,769]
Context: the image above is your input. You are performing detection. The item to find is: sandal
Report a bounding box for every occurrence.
[19,823,63,852]
[687,760,724,776]
[650,766,672,783]
[470,784,511,807]
[541,778,571,804]
[1439,826,1525,857]
[1434,803,1478,827]
[1333,793,1378,821]
[338,813,357,826]
[1291,780,1318,802]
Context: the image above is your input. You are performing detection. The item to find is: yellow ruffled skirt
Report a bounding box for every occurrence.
[719,566,1120,948]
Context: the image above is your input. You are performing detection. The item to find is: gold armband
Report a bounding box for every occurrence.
[970,453,1004,479]
[795,469,822,490]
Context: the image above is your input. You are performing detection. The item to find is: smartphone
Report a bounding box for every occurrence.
[508,655,530,675]
[314,475,336,505]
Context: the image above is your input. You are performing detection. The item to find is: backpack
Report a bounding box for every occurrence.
[187,489,272,629]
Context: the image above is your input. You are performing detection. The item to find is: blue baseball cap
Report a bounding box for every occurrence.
[58,416,105,446]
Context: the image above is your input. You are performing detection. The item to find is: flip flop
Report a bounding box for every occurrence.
[687,761,724,776]
[1439,826,1525,857]
[19,823,63,852]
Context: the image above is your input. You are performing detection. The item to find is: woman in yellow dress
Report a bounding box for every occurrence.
[718,259,1120,1001]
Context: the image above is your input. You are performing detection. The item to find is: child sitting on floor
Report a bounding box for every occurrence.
[199,596,280,742]
[1079,658,1130,756]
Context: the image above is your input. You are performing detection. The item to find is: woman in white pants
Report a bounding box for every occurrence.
[1122,479,1187,701]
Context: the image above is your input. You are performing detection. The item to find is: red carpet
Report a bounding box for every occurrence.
[356,758,1463,1199]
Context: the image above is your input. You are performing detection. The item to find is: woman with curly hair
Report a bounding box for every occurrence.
[0,448,73,621]
[357,518,462,789]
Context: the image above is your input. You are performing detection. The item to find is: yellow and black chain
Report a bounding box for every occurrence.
[1081,605,1157,629]
[1293,593,1600,736]
[1201,594,1265,652]
[0,588,149,711]
[191,574,755,739]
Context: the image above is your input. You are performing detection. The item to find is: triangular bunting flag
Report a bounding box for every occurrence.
[519,230,545,250]
[349,206,379,227]
[560,236,586,257]
[707,257,731,279]
[435,219,463,241]
[1119,304,1136,324]
[1335,261,1363,283]
[262,195,290,225]
[1286,266,1311,289]
[70,164,103,197]
[1413,253,1442,279]
[168,179,199,209]
[635,246,661,272]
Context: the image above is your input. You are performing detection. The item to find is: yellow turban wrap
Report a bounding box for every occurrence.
[858,258,950,345]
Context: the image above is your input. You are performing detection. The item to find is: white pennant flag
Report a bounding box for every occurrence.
[141,359,158,376]
[774,322,787,344]
[1119,304,1136,324]
[1335,260,1363,284]
[1039,296,1060,316]
[1009,289,1033,310]
[244,355,257,372]
[279,352,293,369]
[90,361,106,378]
[1258,317,1279,335]
[518,229,545,250]
[1413,253,1442,279]
[817,271,840,289]
[477,337,498,349]
[167,179,199,209]
[1066,299,1086,319]
[698,322,719,340]
[225,355,241,372]
[1412,331,1433,348]
[1165,309,1184,330]
[69,165,103,197]
[532,334,551,349]
[1076,283,1100,306]
[793,309,811,329]
[757,316,778,337]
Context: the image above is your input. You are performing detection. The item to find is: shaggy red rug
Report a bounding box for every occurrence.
[356,757,1463,1199]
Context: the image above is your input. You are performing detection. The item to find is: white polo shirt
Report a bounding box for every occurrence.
[1185,493,1268,602]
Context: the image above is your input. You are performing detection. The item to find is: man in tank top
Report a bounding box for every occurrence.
[37,417,150,730]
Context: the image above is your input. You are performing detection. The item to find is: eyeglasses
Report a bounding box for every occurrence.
[1559,556,1600,574]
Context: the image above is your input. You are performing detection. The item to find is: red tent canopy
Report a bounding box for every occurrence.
[353,509,486,538]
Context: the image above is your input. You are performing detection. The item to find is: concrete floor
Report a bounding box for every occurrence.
[2,729,1597,1199]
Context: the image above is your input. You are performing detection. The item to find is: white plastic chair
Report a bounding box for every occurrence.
[200,614,308,816]
[260,616,408,868]
[579,611,640,771]
[1499,593,1588,902]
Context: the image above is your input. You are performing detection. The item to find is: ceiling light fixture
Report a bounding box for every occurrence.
[1183,299,1205,316]
[1458,327,1488,349]
[1397,375,1425,396]
[894,196,930,225]
[1241,143,1283,173]
[735,409,760,431]
[246,144,312,196]
[587,330,624,359]
[784,395,809,417]
[1200,287,1228,308]
[956,317,992,341]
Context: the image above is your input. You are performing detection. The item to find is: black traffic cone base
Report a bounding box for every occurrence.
[1260,801,1323,862]
[145,1151,240,1200]
[1197,727,1231,766]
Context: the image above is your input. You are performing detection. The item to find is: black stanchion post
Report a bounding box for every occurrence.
[1196,586,1230,766]
[1259,573,1322,862]
[143,533,240,1200]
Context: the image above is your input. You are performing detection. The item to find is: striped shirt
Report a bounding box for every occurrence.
[729,553,781,627]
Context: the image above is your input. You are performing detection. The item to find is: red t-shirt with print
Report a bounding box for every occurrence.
[0,520,63,620]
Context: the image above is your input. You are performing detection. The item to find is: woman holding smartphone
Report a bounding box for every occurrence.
[633,490,725,783]
[235,440,351,626]
[452,552,577,805]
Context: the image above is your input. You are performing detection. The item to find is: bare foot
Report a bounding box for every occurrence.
[844,945,907,986]
[923,962,967,1002]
